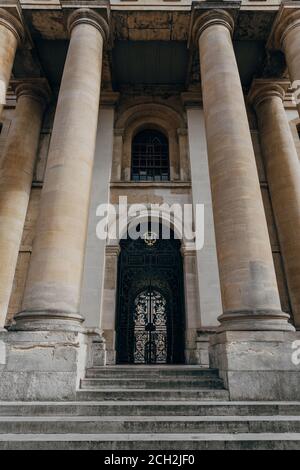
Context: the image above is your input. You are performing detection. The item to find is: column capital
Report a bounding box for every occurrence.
[114,128,125,138]
[177,127,188,137]
[181,91,202,109]
[67,8,109,43]
[269,3,300,50]
[12,78,51,109]
[248,79,290,109]
[181,245,196,257]
[0,7,24,44]
[100,91,120,107]
[106,245,121,257]
[192,9,234,45]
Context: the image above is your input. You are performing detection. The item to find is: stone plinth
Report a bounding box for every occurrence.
[210,331,300,400]
[0,330,88,400]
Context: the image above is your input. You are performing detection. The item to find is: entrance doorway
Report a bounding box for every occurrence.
[116,223,185,364]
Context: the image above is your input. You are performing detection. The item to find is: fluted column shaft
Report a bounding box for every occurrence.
[16,9,109,330]
[0,81,49,329]
[0,9,23,118]
[194,10,292,331]
[250,81,300,328]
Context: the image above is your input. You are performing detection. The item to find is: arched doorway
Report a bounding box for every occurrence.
[116,223,185,364]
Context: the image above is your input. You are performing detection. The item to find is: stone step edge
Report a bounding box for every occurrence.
[0,401,299,405]
[86,366,217,370]
[0,433,300,442]
[0,415,300,422]
[77,389,228,392]
[81,375,222,382]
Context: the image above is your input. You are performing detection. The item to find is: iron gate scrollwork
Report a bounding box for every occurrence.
[116,225,185,364]
[134,288,167,364]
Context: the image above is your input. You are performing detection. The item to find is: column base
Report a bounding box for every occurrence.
[12,310,85,333]
[0,329,88,400]
[218,309,295,332]
[85,329,107,367]
[185,328,217,366]
[102,329,116,365]
[209,330,300,400]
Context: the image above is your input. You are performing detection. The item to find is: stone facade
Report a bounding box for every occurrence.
[0,0,299,401]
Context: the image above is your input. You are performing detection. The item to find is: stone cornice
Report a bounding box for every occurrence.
[0,7,24,44]
[67,7,110,42]
[248,79,290,109]
[192,8,235,44]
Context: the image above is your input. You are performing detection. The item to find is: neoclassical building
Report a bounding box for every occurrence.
[0,0,300,438]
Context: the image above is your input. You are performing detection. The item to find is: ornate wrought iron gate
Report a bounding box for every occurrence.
[116,225,185,364]
[133,286,167,364]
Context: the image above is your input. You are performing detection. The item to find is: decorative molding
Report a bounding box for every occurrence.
[100,91,120,107]
[181,91,202,109]
[105,245,121,256]
[177,127,188,137]
[110,181,191,189]
[114,128,125,137]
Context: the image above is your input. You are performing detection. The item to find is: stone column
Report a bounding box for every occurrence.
[0,9,24,118]
[0,80,49,330]
[15,9,109,331]
[249,80,300,329]
[193,10,292,332]
[273,8,300,117]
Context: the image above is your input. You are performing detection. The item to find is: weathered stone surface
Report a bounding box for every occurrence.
[0,330,88,400]
[210,331,300,400]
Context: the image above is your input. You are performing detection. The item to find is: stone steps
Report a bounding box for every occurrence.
[80,377,225,389]
[0,432,299,450]
[76,389,230,401]
[0,402,299,449]
[85,366,219,379]
[0,365,299,449]
[0,401,299,417]
[0,415,300,434]
[78,366,229,400]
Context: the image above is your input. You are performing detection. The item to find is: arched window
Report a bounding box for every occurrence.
[131,130,170,181]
